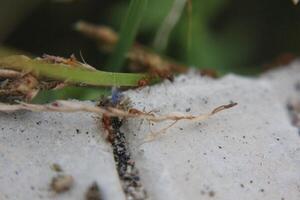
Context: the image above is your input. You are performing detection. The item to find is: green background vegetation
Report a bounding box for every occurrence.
[1,0,300,101]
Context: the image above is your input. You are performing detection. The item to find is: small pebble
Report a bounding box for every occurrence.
[85,182,102,200]
[51,175,74,193]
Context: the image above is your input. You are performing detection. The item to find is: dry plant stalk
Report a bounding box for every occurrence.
[0,69,22,78]
[292,0,299,5]
[0,100,237,142]
[75,21,219,80]
[0,73,40,102]
[153,0,187,51]
[0,54,92,102]
[41,54,96,71]
[75,21,188,78]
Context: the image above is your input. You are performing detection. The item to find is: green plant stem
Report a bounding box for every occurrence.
[0,55,146,87]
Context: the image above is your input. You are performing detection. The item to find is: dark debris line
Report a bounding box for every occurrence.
[287,102,300,136]
[110,117,148,200]
[287,83,300,136]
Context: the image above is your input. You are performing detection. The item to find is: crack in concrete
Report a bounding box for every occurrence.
[287,99,300,136]
[110,117,148,200]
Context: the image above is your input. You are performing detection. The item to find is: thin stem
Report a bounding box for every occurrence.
[0,55,146,87]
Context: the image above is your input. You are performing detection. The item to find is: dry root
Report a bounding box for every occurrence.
[0,100,237,142]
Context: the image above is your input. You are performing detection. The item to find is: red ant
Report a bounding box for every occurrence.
[101,114,115,143]
[137,78,150,88]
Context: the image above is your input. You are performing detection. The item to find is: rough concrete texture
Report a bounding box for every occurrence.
[0,62,300,200]
[0,111,125,200]
[262,62,300,104]
[122,66,300,199]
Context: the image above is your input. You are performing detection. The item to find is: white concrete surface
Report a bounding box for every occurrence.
[1,63,300,200]
[0,111,125,200]
[262,61,300,104]
[123,69,300,200]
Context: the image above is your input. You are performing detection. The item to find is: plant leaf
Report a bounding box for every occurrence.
[108,0,148,71]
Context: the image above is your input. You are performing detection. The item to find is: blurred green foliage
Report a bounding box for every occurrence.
[110,0,300,74]
[1,0,300,101]
[108,0,147,71]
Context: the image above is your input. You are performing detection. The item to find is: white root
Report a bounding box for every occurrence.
[0,100,237,122]
[0,100,237,142]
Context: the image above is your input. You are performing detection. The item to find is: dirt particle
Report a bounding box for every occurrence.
[76,129,80,134]
[240,184,244,188]
[51,163,63,172]
[51,175,74,193]
[250,180,253,184]
[295,82,300,91]
[85,182,102,200]
[208,191,215,197]
[260,188,265,192]
[276,138,280,141]
[218,146,222,149]
[36,121,41,125]
[242,136,246,139]
[185,108,191,112]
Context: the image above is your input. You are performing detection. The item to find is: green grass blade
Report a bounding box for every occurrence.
[108,0,148,71]
[32,86,109,103]
[0,55,146,87]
